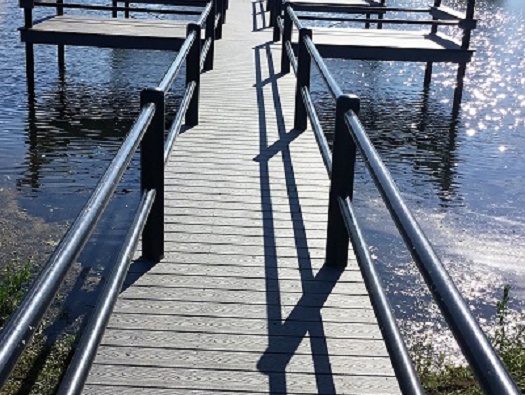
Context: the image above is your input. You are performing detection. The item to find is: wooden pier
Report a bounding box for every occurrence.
[79,0,400,393]
[2,0,519,393]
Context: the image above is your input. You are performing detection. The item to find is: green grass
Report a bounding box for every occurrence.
[413,285,525,394]
[0,261,76,395]
[0,261,31,328]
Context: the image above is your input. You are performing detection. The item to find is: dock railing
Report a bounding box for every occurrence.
[281,4,521,394]
[273,0,477,44]
[0,14,209,392]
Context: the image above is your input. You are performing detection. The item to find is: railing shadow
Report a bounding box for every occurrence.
[253,40,342,394]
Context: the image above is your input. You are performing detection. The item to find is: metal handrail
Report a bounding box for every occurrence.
[280,3,521,392]
[56,189,156,395]
[303,35,342,99]
[164,81,196,163]
[296,14,461,26]
[0,102,156,387]
[343,110,522,394]
[159,31,196,91]
[0,11,209,388]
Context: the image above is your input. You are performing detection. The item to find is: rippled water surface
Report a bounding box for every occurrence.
[0,0,524,347]
[306,0,525,344]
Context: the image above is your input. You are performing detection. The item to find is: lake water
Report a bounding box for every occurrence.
[0,0,523,351]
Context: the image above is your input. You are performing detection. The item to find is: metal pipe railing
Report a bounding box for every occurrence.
[304,35,342,99]
[283,6,521,391]
[296,15,461,26]
[301,87,331,175]
[164,81,196,164]
[338,196,425,395]
[343,111,521,395]
[0,103,155,387]
[158,32,196,92]
[0,10,209,388]
[56,189,156,395]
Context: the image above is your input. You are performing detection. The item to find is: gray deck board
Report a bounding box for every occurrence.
[84,0,401,393]
[294,27,473,62]
[22,15,198,50]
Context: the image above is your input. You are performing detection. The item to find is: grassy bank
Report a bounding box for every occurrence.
[0,261,76,395]
[413,285,525,394]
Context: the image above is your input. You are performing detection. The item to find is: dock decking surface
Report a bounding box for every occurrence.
[22,15,196,50]
[292,27,472,63]
[83,0,401,393]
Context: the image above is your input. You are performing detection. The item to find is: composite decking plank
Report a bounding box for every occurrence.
[84,0,401,392]
[87,365,400,394]
[99,329,391,356]
[94,346,395,376]
[111,299,377,322]
[29,16,192,38]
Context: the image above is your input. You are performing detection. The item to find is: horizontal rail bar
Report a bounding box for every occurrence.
[158,31,196,92]
[338,196,424,395]
[343,111,521,395]
[0,103,156,387]
[285,41,298,75]
[286,5,303,29]
[196,1,212,27]
[200,37,211,71]
[297,15,460,25]
[294,5,429,13]
[303,36,342,99]
[32,2,202,14]
[164,81,196,164]
[56,189,156,395]
[301,87,331,175]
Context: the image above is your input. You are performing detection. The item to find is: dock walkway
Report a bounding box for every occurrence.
[83,0,400,393]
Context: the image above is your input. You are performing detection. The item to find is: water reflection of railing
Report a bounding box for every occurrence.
[280,5,521,394]
[0,13,207,393]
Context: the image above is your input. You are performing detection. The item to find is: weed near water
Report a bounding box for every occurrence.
[0,261,76,395]
[0,260,31,327]
[413,285,525,394]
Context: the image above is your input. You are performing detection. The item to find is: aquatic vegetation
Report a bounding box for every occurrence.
[413,285,525,394]
[0,262,76,395]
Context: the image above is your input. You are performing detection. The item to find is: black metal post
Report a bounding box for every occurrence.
[186,23,201,126]
[140,88,165,262]
[112,0,117,17]
[56,0,65,71]
[281,5,292,74]
[216,0,223,40]
[452,62,466,118]
[269,0,275,27]
[294,28,312,130]
[22,3,35,93]
[365,13,370,29]
[325,94,360,267]
[272,0,282,41]
[461,0,476,50]
[424,62,432,87]
[378,0,385,29]
[430,0,441,34]
[204,0,215,71]
[124,1,129,18]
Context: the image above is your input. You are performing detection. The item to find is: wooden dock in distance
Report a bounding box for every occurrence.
[21,16,199,51]
[291,27,473,63]
[81,0,401,394]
